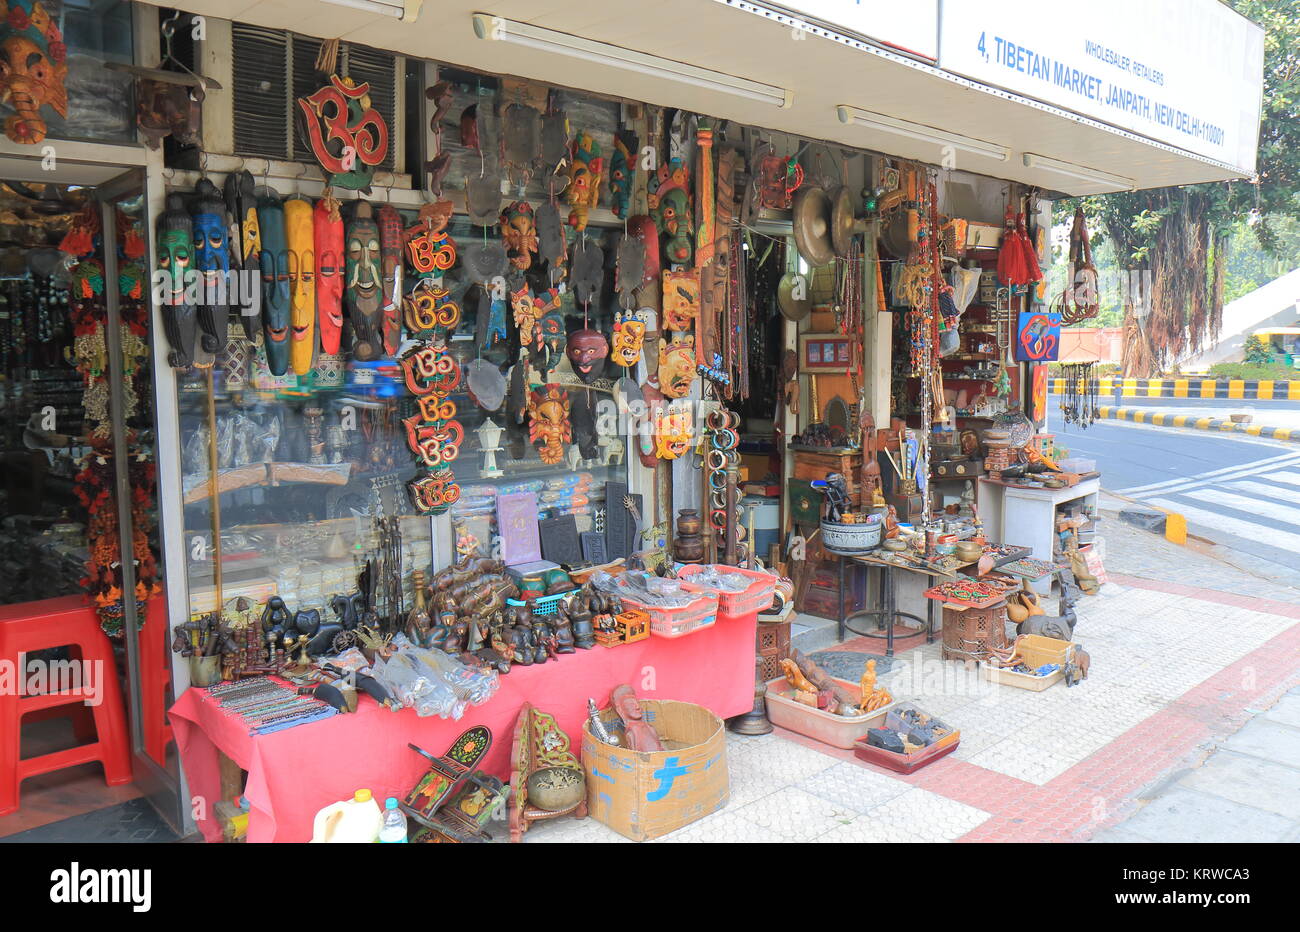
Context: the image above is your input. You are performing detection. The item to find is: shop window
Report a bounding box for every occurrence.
[0,0,135,145]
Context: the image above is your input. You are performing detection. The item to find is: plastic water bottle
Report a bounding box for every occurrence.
[379,797,408,843]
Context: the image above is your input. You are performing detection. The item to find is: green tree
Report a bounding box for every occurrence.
[1054,0,1300,377]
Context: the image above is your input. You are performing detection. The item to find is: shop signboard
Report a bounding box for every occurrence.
[939,0,1264,174]
[763,0,938,60]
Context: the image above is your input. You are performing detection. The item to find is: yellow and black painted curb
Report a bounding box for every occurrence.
[1095,405,1298,443]
[1050,377,1299,401]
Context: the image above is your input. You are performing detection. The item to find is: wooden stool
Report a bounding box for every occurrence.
[0,597,133,816]
[940,600,1009,662]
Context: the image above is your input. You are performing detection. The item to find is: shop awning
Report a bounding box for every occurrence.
[146,0,1260,195]
[1253,327,1300,336]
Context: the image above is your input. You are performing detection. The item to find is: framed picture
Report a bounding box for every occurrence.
[798,333,852,372]
[1015,309,1061,362]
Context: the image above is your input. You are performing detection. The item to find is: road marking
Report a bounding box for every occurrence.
[1182,487,1300,526]
[1262,471,1300,488]
[1225,479,1300,503]
[1119,451,1300,495]
[1147,497,1300,553]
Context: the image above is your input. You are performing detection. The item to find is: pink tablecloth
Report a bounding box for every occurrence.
[169,614,757,842]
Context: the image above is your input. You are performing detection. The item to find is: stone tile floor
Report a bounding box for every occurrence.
[524,519,1300,843]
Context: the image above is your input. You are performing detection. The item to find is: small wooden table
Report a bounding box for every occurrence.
[835,553,978,657]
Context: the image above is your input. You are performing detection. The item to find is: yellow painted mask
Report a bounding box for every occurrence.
[284,197,316,375]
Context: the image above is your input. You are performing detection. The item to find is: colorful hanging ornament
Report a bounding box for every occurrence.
[499,200,538,271]
[297,69,390,194]
[404,199,456,278]
[527,384,572,464]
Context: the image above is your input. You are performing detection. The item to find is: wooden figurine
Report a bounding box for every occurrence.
[609,685,663,752]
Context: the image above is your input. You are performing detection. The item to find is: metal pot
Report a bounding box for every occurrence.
[526,766,585,812]
[820,518,882,555]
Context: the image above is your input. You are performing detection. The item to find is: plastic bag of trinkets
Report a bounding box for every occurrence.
[590,571,699,607]
[681,566,753,592]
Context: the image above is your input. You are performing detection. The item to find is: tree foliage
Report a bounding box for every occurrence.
[1054,0,1300,376]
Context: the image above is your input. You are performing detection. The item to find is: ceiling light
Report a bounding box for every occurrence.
[320,0,419,20]
[837,105,1008,161]
[1022,153,1134,191]
[473,14,793,109]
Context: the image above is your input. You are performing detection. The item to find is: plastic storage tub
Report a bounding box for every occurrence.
[764,676,897,749]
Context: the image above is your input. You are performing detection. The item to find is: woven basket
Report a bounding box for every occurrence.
[941,601,1009,662]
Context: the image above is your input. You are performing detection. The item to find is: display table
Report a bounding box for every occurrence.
[976,477,1100,593]
[169,614,757,843]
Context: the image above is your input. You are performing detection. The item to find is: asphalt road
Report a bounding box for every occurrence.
[1048,412,1300,577]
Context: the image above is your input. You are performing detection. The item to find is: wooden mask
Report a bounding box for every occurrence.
[378,204,404,356]
[661,268,700,332]
[284,196,316,375]
[566,328,609,384]
[609,129,638,219]
[648,159,692,266]
[657,335,696,399]
[527,384,571,465]
[256,191,291,376]
[0,0,68,144]
[156,193,198,369]
[345,201,383,360]
[224,170,261,341]
[611,310,644,369]
[313,197,344,355]
[189,178,229,360]
[566,131,604,231]
[499,200,537,271]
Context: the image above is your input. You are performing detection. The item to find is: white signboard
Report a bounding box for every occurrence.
[940,0,1264,173]
[771,1,938,60]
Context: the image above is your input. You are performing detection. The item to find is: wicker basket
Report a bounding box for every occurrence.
[940,601,1009,662]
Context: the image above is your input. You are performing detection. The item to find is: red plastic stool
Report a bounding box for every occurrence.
[0,596,133,816]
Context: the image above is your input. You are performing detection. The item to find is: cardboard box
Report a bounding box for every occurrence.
[581,700,729,841]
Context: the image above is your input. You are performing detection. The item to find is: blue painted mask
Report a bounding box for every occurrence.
[257,192,291,376]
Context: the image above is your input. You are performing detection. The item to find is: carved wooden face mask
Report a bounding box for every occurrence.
[511,283,538,349]
[0,1,68,145]
[499,200,537,271]
[609,130,637,220]
[224,171,261,341]
[378,204,403,356]
[190,178,228,356]
[566,132,604,231]
[527,385,571,465]
[662,268,701,332]
[566,328,609,383]
[314,197,344,355]
[345,202,383,360]
[611,312,644,369]
[284,197,316,375]
[649,159,692,266]
[657,336,697,399]
[534,304,566,379]
[257,192,291,376]
[156,193,198,369]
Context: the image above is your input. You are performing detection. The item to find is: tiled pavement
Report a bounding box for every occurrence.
[524,519,1300,843]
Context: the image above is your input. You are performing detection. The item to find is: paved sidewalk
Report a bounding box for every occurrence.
[522,521,1300,843]
[1093,687,1300,843]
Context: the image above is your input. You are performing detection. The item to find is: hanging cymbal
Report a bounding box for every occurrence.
[830,185,871,259]
[777,271,811,321]
[791,185,835,268]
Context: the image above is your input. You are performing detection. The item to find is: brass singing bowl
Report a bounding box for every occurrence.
[526,766,585,812]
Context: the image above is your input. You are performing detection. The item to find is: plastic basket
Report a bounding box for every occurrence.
[981,634,1076,691]
[620,588,719,639]
[507,593,565,617]
[676,565,776,619]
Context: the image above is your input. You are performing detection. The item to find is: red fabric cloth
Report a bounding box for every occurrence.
[169,614,757,842]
